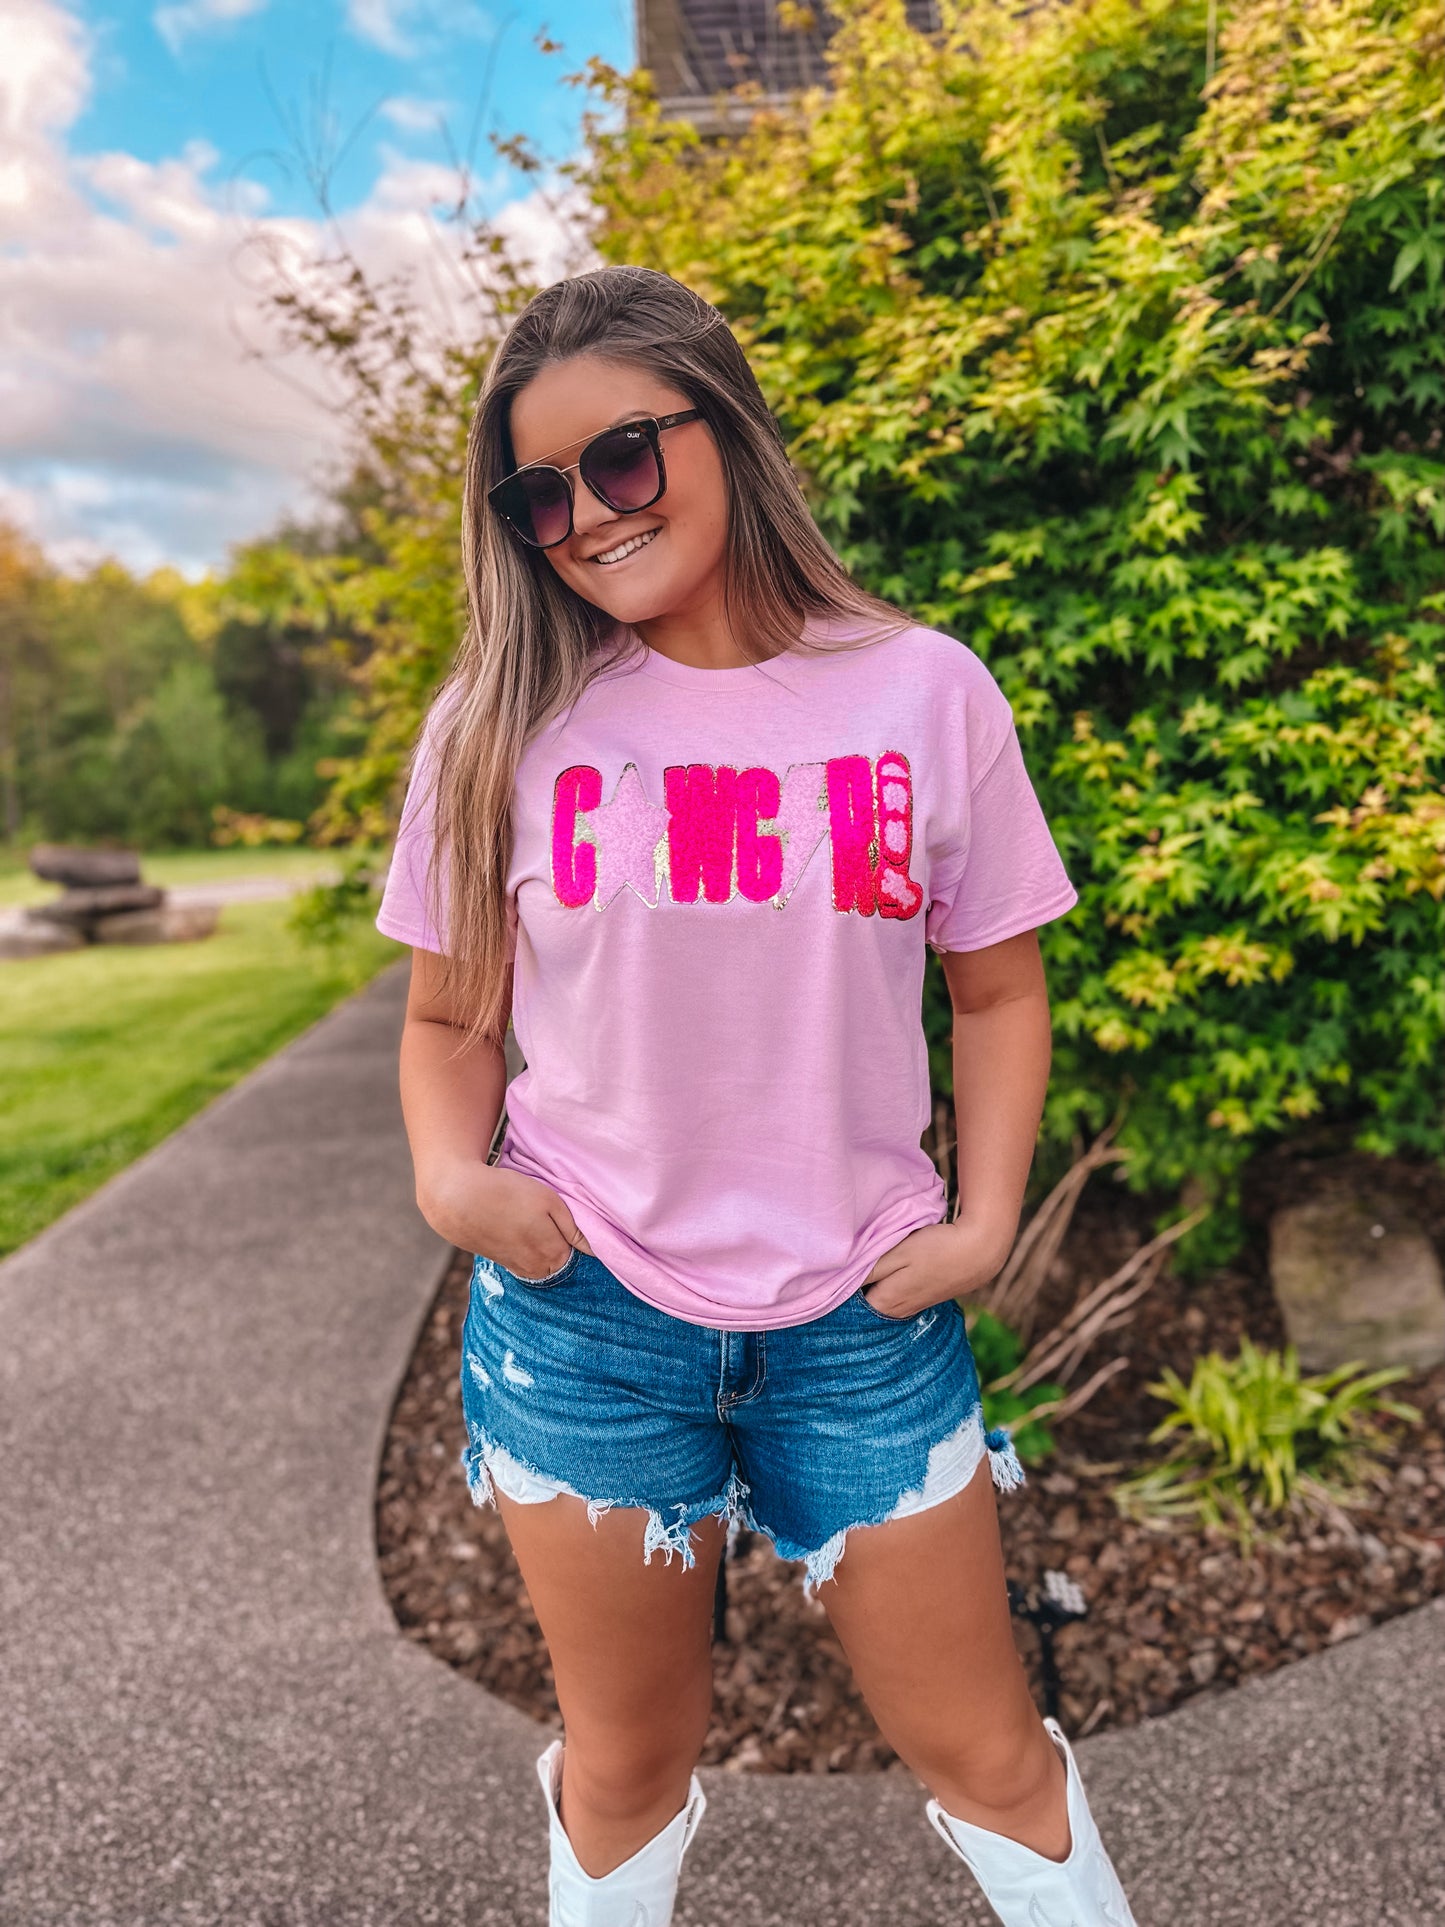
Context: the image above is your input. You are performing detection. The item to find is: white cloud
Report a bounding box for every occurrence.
[346,0,418,59]
[379,94,452,134]
[0,0,90,140]
[0,0,601,579]
[152,0,270,59]
[344,0,493,61]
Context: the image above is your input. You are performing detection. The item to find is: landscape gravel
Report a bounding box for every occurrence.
[377,1153,1445,1770]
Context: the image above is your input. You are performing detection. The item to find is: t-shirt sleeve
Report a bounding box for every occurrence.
[374,697,454,953]
[924,657,1079,955]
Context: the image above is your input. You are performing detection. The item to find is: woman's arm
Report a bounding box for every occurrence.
[398,946,589,1276]
[400,946,510,1225]
[940,928,1054,1275]
[860,929,1053,1314]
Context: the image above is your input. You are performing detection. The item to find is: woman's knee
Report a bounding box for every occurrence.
[922,1714,1059,1815]
[558,1715,709,1820]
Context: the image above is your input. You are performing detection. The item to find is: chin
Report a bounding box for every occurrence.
[581,579,679,622]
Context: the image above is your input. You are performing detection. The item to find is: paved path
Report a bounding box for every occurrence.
[164,863,394,905]
[1,960,1441,1925]
[164,871,347,905]
[3,862,391,922]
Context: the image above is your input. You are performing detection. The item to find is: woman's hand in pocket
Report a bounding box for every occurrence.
[418,1160,594,1276]
[859,1214,1011,1320]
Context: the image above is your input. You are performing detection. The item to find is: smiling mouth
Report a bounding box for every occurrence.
[590,527,661,566]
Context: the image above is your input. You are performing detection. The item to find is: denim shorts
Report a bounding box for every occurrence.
[457,1247,1024,1598]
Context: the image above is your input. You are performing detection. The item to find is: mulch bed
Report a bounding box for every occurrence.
[375,1147,1445,1771]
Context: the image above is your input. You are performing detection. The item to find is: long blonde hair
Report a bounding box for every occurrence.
[414,264,916,1051]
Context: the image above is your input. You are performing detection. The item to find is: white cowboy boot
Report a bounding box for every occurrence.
[535,1737,708,1926]
[925,1718,1138,1926]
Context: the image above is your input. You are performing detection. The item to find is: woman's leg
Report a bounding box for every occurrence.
[815,1458,1072,1860]
[495,1487,727,1878]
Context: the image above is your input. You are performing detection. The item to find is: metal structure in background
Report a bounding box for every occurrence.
[713,1534,1090,1728]
[1008,1572,1090,1722]
[713,1516,742,1642]
[634,0,945,135]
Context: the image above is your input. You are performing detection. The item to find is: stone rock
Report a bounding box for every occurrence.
[91,909,169,944]
[92,904,219,944]
[26,884,164,925]
[1269,1187,1445,1374]
[28,844,142,888]
[0,912,85,960]
[158,903,219,942]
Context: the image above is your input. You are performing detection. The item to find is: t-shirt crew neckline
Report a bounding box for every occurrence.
[633,643,801,688]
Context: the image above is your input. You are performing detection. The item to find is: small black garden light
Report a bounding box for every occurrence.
[1008,1569,1090,1722]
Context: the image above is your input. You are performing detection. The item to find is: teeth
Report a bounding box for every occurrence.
[593,528,659,565]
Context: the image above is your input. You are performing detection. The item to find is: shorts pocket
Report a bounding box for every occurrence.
[499,1244,584,1288]
[851,1283,918,1323]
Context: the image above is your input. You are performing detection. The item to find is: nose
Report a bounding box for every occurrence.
[569,480,633,550]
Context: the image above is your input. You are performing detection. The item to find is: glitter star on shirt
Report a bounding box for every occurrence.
[587,762,672,909]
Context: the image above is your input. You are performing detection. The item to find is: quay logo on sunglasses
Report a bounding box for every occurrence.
[550,753,923,918]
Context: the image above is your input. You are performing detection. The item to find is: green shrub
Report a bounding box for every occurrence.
[579,0,1445,1271]
[286,854,385,973]
[966,1306,1065,1464]
[1115,1336,1419,1538]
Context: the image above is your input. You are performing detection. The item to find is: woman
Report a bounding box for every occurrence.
[375,265,1137,1927]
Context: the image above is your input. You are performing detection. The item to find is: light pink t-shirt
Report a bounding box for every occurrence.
[376,616,1079,1330]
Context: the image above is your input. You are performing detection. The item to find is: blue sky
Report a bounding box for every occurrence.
[71,0,634,222]
[2,1,637,577]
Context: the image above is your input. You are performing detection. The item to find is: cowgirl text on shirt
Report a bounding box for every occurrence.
[550,753,923,918]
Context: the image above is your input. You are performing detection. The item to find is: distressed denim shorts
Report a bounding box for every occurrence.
[458,1247,1024,1598]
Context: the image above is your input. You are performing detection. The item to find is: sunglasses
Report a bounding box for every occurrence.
[488,410,702,550]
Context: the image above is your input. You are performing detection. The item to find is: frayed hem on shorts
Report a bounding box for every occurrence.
[766,1407,1027,1601]
[458,1428,753,1575]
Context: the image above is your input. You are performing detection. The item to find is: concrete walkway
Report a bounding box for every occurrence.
[1,959,1440,1926]
[164,862,396,906]
[164,870,348,905]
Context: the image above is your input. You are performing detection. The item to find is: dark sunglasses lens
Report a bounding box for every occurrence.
[582,425,661,511]
[503,469,571,547]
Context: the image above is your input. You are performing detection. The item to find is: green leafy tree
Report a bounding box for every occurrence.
[256,0,1444,1270]
[109,658,261,848]
[572,0,1445,1266]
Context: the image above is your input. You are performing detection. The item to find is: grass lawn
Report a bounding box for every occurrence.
[0,893,405,1258]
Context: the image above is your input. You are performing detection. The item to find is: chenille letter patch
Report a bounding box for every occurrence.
[550,753,923,918]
